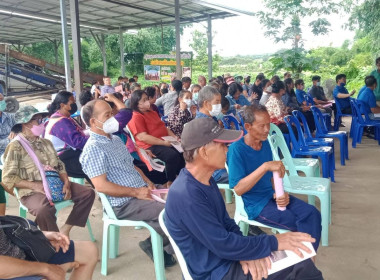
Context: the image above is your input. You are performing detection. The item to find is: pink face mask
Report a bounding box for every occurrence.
[27,123,45,136]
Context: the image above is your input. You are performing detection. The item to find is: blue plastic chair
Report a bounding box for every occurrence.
[310,106,349,166]
[157,105,164,117]
[350,99,380,148]
[236,111,247,134]
[334,97,353,131]
[97,192,166,279]
[292,110,335,171]
[305,95,332,131]
[221,115,241,131]
[161,115,168,126]
[267,131,331,246]
[284,115,335,182]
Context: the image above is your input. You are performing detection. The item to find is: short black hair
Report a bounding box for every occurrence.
[129,78,136,83]
[365,75,377,87]
[79,90,93,106]
[295,79,304,87]
[271,81,285,93]
[376,57,380,65]
[171,79,183,92]
[228,83,243,96]
[130,90,146,114]
[118,76,123,81]
[256,74,265,81]
[181,77,192,83]
[312,75,321,81]
[221,95,230,110]
[49,91,73,115]
[336,74,346,83]
[145,86,156,99]
[261,79,270,89]
[284,78,294,86]
[133,75,138,79]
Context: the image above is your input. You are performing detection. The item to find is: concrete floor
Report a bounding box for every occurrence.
[4,117,380,280]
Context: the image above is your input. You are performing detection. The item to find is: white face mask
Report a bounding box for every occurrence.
[209,104,222,117]
[316,82,321,86]
[266,86,273,93]
[183,99,192,108]
[193,92,199,101]
[96,116,119,134]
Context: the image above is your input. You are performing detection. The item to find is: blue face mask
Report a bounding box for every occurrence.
[0,100,6,112]
[340,82,346,87]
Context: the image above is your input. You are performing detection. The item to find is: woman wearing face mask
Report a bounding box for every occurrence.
[1,106,95,235]
[265,81,298,137]
[225,82,250,115]
[259,79,272,106]
[45,91,91,183]
[190,84,201,106]
[128,90,185,186]
[167,90,196,138]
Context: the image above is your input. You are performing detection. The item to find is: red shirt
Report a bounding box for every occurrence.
[128,110,168,149]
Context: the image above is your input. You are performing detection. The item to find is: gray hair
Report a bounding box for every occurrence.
[198,86,220,108]
[242,104,268,124]
[183,141,215,163]
[82,99,98,126]
[130,82,141,92]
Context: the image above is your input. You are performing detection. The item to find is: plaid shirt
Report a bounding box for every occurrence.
[0,112,15,156]
[80,131,146,207]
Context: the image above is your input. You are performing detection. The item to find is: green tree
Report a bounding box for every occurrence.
[255,0,339,76]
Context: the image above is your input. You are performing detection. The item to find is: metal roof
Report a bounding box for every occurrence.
[0,0,240,44]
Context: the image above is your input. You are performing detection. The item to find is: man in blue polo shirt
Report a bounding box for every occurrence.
[357,75,380,120]
[333,74,355,114]
[165,118,323,280]
[370,57,380,101]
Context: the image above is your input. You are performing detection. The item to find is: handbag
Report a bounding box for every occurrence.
[0,215,56,262]
[15,135,65,205]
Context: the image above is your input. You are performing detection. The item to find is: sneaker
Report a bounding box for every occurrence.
[139,239,177,267]
[248,225,266,236]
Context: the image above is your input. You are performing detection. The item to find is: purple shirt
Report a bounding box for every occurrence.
[101,85,115,96]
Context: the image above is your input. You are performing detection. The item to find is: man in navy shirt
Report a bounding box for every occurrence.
[165,117,323,280]
[333,74,355,114]
[357,75,380,120]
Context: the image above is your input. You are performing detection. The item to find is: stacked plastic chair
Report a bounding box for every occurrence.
[284,115,335,182]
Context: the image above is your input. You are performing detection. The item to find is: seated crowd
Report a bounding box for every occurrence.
[0,65,379,279]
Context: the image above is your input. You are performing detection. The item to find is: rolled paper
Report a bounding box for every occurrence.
[273,171,286,211]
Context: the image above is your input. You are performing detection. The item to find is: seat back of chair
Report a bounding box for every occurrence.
[310,106,328,134]
[305,94,315,106]
[292,110,313,142]
[124,125,136,144]
[158,210,193,280]
[284,115,307,151]
[161,115,168,126]
[351,99,368,124]
[334,96,343,115]
[221,115,241,131]
[97,192,119,220]
[268,124,298,178]
[236,111,247,134]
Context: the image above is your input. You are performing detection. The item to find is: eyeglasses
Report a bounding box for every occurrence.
[31,117,43,124]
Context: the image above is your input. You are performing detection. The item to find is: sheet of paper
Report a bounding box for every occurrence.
[161,136,183,153]
[268,242,316,275]
[322,102,333,108]
[139,148,165,172]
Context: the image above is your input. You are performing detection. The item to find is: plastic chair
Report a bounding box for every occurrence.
[97,192,165,279]
[161,115,168,126]
[159,210,193,280]
[334,96,353,131]
[269,124,320,178]
[217,183,233,204]
[268,130,331,246]
[221,115,241,131]
[236,111,247,134]
[311,106,349,166]
[305,95,332,131]
[284,115,335,182]
[292,110,335,171]
[234,191,289,235]
[350,99,380,148]
[13,187,95,242]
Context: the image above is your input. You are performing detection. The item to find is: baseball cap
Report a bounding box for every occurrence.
[225,77,236,85]
[181,118,243,151]
[13,105,48,126]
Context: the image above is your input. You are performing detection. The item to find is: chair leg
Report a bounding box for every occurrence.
[339,139,345,166]
[101,223,110,276]
[345,135,349,160]
[320,194,329,247]
[225,189,233,204]
[321,155,329,179]
[86,219,96,242]
[238,220,249,236]
[149,230,166,280]
[109,225,120,259]
[329,153,335,182]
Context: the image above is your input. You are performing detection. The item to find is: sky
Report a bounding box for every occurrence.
[180,0,356,57]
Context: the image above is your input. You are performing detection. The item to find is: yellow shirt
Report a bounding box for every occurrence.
[1,134,66,198]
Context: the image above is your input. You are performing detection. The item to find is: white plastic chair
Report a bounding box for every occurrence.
[97,192,166,279]
[159,210,193,280]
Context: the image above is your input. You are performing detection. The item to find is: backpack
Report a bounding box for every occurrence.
[0,215,56,262]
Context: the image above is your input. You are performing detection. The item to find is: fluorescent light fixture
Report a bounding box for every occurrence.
[0,9,107,31]
[192,0,254,17]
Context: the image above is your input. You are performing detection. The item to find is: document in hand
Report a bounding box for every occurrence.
[138,148,165,172]
[161,136,184,153]
[268,241,316,275]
